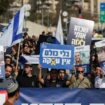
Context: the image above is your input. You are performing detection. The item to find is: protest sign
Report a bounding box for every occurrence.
[40,43,74,69]
[0,90,7,105]
[67,17,94,46]
[0,46,5,79]
[95,40,105,73]
[74,45,90,73]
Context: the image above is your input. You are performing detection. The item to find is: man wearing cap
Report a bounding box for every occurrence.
[5,54,12,65]
[17,63,38,87]
[3,80,20,105]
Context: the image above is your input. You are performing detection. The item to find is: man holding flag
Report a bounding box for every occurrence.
[0,4,31,88]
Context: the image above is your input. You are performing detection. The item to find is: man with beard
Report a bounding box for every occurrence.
[17,63,38,87]
[5,64,13,79]
[0,64,14,88]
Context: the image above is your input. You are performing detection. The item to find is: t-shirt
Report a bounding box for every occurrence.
[74,77,91,88]
[17,75,38,87]
[44,78,57,87]
[44,78,68,87]
[56,78,68,87]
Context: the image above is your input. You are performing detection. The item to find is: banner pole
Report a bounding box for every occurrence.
[16,43,21,72]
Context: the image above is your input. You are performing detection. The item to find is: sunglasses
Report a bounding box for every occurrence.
[77,71,84,73]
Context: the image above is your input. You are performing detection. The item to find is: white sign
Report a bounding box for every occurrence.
[0,91,7,105]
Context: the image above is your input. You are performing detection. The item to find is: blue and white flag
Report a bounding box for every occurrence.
[19,54,39,64]
[0,5,26,46]
[55,13,64,44]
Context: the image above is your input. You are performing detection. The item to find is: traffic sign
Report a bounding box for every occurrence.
[100,3,105,10]
[100,2,105,22]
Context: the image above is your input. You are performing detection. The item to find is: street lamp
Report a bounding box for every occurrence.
[24,4,31,32]
[62,11,68,17]
[45,0,53,28]
[36,0,52,26]
[40,4,49,25]
[62,11,68,34]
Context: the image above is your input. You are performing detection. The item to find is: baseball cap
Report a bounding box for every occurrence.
[24,63,32,68]
[6,79,19,94]
[5,54,12,58]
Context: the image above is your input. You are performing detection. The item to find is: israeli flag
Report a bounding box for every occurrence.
[19,54,39,64]
[0,5,26,46]
[55,13,64,44]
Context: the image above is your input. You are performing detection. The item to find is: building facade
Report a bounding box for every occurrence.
[82,0,105,22]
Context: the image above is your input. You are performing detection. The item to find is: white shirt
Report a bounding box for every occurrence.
[95,76,103,88]
[100,77,105,88]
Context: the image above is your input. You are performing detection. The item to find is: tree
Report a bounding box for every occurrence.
[0,0,13,15]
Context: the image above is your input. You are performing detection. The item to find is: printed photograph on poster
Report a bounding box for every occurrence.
[95,40,105,62]
[74,45,90,73]
[67,17,94,46]
[96,46,105,62]
[95,40,105,72]
[75,51,89,65]
[75,45,90,65]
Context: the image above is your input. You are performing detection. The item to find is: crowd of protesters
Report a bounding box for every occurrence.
[0,31,105,88]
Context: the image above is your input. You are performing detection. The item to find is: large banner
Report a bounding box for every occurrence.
[40,43,74,69]
[74,45,90,73]
[95,40,105,73]
[0,46,5,79]
[67,17,94,46]
[14,88,105,105]
[0,90,7,105]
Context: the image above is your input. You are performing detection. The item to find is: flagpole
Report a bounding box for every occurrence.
[14,42,21,79]
[16,43,21,72]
